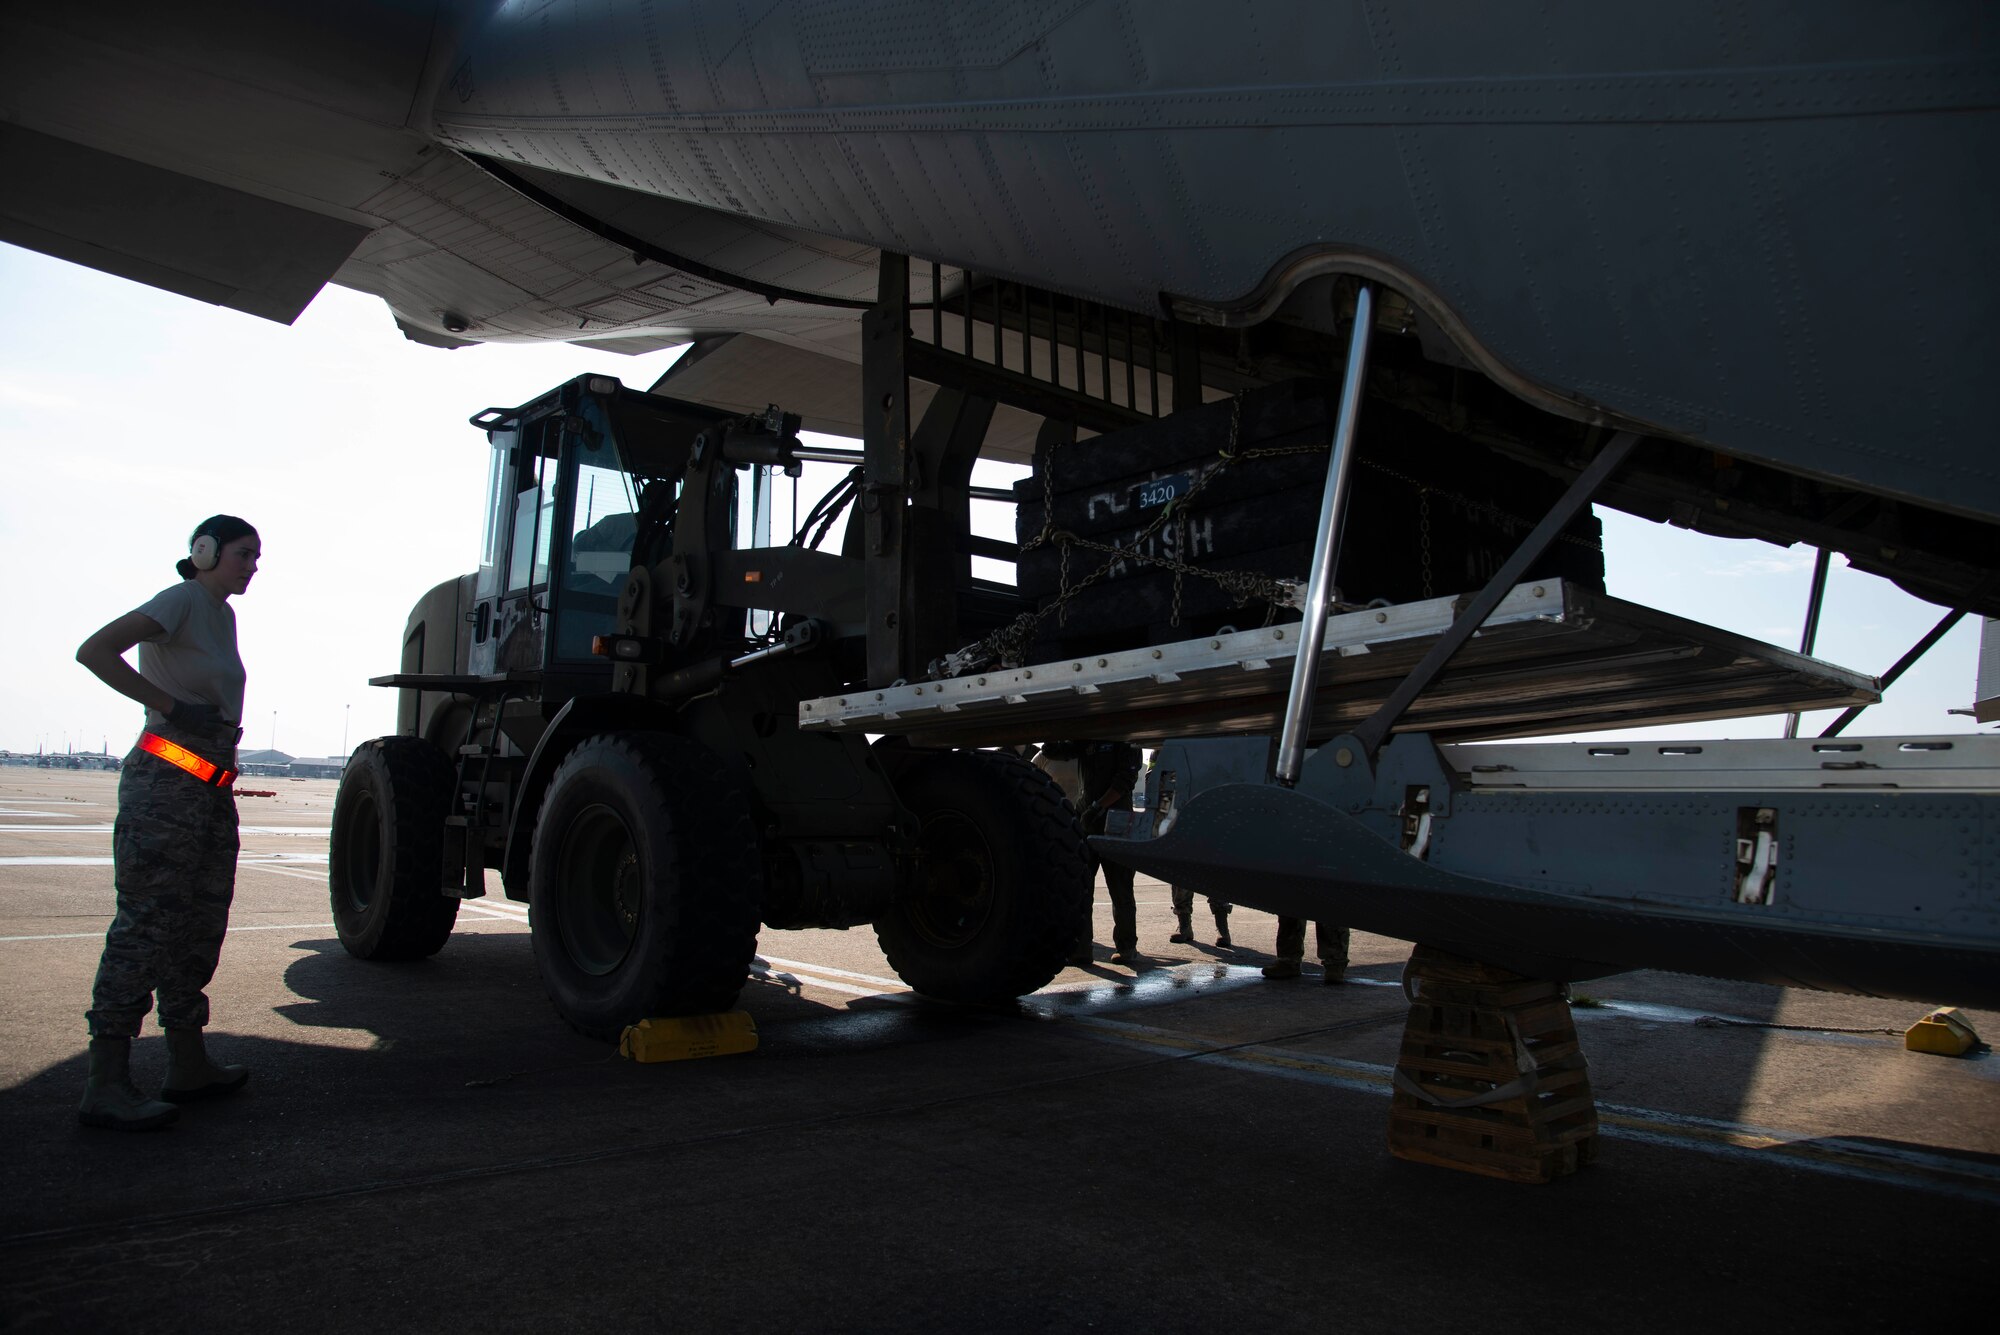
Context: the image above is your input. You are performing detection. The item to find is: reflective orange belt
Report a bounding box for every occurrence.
[137,732,237,789]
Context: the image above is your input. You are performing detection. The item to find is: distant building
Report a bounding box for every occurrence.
[0,748,344,777]
[236,750,347,779]
[1,749,118,770]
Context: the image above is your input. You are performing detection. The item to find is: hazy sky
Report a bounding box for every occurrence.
[1,242,1984,757]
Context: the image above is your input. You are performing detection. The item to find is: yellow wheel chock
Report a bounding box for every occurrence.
[1904,1007,1980,1057]
[619,1011,759,1063]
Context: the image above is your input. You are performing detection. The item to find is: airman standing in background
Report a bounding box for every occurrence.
[1045,740,1145,966]
[1169,885,1232,949]
[1263,916,1349,983]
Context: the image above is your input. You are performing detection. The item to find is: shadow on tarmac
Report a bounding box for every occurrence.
[0,933,1993,1334]
[272,932,551,1039]
[0,932,1057,1242]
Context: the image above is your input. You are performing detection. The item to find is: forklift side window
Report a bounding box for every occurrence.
[506,445,557,594]
[554,444,641,659]
[475,433,514,601]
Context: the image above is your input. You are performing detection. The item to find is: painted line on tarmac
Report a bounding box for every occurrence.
[755,956,1358,1008]
[751,956,1325,1008]
[0,913,531,944]
[1,854,333,868]
[757,956,1393,1009]
[751,962,899,1000]
[746,954,1908,1057]
[457,896,527,917]
[460,902,530,923]
[238,863,331,883]
[0,824,331,835]
[1,920,341,943]
[1065,1015,2000,1203]
[3,919,391,943]
[758,954,913,990]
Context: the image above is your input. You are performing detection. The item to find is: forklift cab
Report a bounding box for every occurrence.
[465,376,728,703]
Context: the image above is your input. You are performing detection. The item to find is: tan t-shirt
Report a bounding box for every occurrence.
[134,580,245,730]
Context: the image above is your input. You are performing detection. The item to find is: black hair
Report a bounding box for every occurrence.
[177,514,259,580]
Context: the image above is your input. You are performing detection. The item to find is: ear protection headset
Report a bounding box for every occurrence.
[190,534,219,571]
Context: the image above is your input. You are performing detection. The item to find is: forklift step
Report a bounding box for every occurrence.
[797,579,1879,746]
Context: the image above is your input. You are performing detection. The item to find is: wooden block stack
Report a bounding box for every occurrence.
[1387,944,1599,1183]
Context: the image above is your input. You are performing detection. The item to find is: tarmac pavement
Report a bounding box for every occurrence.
[1,767,1995,1333]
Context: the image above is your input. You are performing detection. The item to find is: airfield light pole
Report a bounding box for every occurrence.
[270,711,277,754]
[341,704,349,758]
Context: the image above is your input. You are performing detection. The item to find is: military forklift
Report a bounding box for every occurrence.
[328,354,1100,1037]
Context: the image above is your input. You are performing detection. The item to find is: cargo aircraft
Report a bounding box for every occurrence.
[6,2,1997,1017]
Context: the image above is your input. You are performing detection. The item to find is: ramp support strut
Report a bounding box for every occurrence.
[1274,284,1378,785]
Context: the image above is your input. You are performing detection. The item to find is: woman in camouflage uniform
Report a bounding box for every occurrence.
[73,516,260,1130]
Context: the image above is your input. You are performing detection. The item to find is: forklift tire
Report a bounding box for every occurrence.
[876,749,1091,1003]
[529,732,762,1041]
[329,737,460,961]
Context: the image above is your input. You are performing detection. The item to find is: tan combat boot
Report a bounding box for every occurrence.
[161,1029,250,1103]
[78,1037,180,1131]
[1169,911,1194,944]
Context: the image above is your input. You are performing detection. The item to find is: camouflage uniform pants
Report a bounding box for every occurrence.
[87,732,239,1038]
[1169,884,1232,923]
[1275,916,1350,967]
